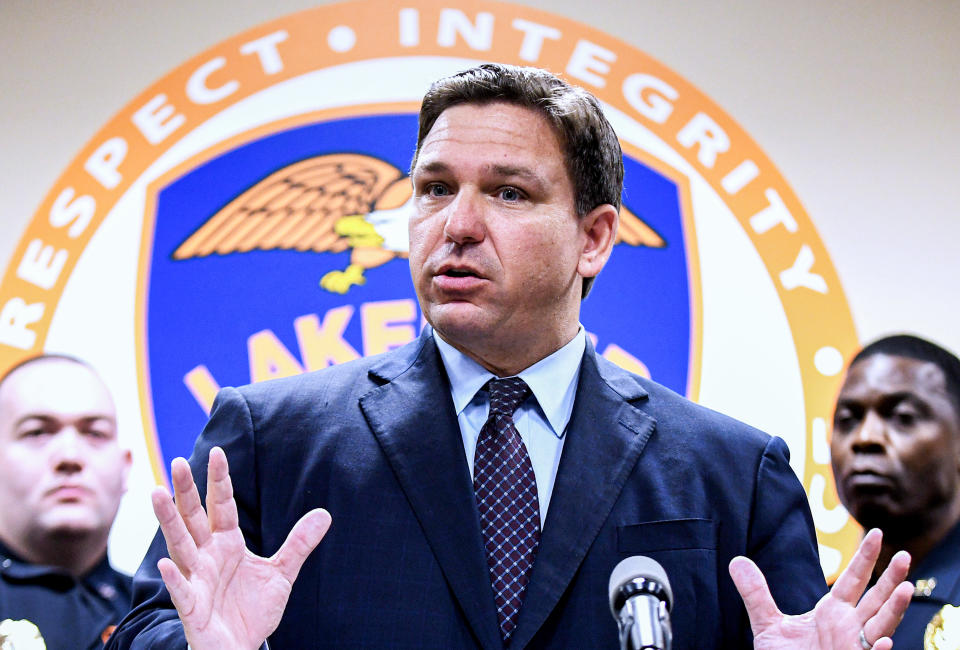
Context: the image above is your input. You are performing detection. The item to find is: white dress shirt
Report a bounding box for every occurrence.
[433,328,586,524]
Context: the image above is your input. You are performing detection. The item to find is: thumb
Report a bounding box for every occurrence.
[729,556,782,636]
[273,508,332,583]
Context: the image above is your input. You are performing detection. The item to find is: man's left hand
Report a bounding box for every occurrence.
[729,528,913,649]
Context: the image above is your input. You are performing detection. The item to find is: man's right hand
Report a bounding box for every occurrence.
[152,446,331,650]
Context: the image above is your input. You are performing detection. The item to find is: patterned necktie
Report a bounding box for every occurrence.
[473,377,541,644]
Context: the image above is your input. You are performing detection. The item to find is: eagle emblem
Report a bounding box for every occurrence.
[173,153,665,293]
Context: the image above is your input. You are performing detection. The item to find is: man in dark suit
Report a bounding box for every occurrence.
[109,63,912,649]
[832,335,960,647]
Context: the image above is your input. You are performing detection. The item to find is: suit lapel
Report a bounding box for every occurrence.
[509,344,657,649]
[359,332,503,650]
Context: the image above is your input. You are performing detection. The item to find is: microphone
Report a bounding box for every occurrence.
[608,556,673,650]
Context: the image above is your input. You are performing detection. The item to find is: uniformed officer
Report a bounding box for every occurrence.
[0,355,133,650]
[832,334,960,648]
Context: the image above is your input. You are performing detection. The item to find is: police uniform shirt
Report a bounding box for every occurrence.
[0,541,132,650]
[891,520,960,648]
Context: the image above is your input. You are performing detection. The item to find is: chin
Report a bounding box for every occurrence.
[851,502,920,539]
[850,506,894,532]
[41,512,102,539]
[428,306,493,341]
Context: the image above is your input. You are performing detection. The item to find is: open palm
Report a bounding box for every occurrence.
[152,447,331,650]
[730,529,913,650]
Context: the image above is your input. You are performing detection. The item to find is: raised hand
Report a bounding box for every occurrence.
[729,528,913,649]
[152,446,331,650]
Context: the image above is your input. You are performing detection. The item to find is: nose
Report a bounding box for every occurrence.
[851,411,886,453]
[442,190,485,245]
[51,427,85,474]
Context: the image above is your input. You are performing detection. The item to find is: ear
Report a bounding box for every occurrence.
[577,203,618,280]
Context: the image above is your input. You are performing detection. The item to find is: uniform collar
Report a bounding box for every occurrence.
[0,537,118,595]
[909,518,960,601]
[0,539,70,582]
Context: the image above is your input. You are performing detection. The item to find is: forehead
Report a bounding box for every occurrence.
[415,102,564,169]
[0,360,115,422]
[842,353,949,402]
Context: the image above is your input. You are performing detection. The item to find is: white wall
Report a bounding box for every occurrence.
[2,0,958,577]
[3,0,958,354]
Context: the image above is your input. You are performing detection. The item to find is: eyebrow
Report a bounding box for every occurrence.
[14,413,117,429]
[490,164,547,190]
[413,161,450,176]
[836,392,935,413]
[414,161,547,193]
[881,392,933,411]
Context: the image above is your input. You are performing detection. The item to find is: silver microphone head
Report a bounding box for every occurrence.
[608,555,674,617]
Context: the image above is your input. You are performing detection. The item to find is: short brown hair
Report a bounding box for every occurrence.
[412,63,623,298]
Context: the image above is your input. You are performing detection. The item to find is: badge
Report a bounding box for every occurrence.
[0,619,47,650]
[917,577,939,598]
[925,603,960,649]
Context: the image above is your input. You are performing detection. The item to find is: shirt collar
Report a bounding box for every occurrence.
[434,327,586,436]
[0,538,71,582]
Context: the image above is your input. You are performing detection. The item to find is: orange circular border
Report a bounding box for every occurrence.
[0,0,859,579]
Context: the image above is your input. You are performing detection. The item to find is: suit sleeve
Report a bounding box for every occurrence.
[106,387,264,649]
[748,435,828,614]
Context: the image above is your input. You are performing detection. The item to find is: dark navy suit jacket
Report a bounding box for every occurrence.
[109,330,826,648]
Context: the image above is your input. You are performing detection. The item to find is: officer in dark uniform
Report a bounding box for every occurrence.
[0,355,133,649]
[832,334,960,648]
[0,543,132,649]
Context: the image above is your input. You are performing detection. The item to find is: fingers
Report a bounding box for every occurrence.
[729,556,782,635]
[857,549,911,619]
[862,579,914,645]
[273,509,332,584]
[152,485,200,575]
[830,528,883,604]
[157,557,198,618]
[870,638,893,650]
[205,446,240,533]
[855,544,912,647]
[171,457,212,549]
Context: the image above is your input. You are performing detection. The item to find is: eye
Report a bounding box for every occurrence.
[892,409,918,429]
[888,400,926,430]
[498,186,524,202]
[833,406,860,433]
[425,183,451,198]
[81,419,115,440]
[17,420,53,439]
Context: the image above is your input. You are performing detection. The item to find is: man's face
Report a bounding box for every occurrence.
[831,353,960,532]
[0,360,131,550]
[409,102,600,366]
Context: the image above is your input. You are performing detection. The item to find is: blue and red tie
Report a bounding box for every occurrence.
[473,377,540,644]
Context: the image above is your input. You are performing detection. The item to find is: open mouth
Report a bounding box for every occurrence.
[443,269,477,278]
